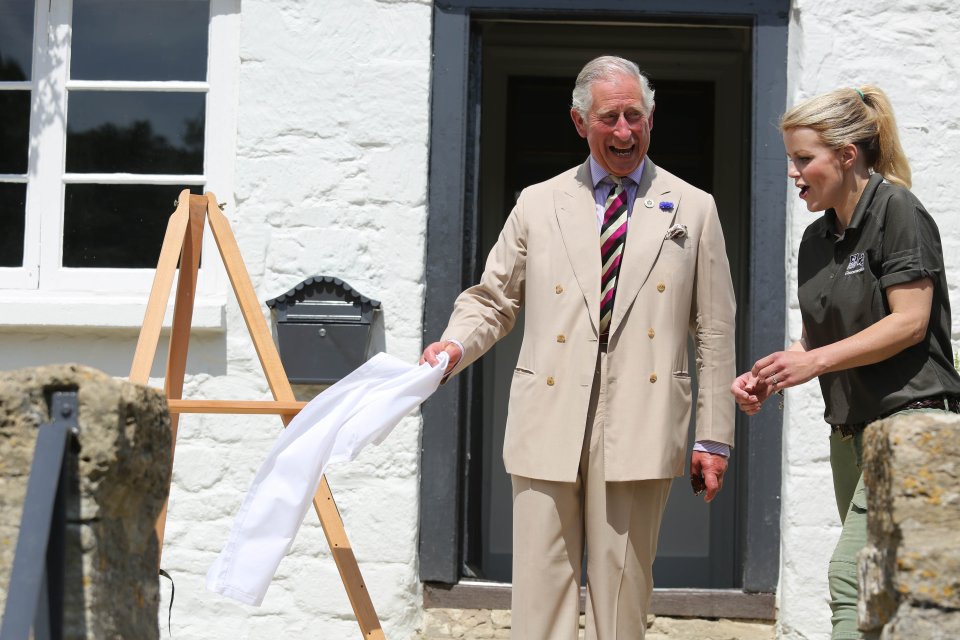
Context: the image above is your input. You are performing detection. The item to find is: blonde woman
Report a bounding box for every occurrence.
[732,86,960,639]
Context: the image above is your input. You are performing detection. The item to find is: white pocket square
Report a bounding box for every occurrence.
[664,223,688,240]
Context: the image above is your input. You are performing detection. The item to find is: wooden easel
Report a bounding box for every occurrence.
[129,189,385,639]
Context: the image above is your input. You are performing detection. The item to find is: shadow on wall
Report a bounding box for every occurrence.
[0,329,228,379]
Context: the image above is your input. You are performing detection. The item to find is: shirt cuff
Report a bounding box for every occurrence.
[693,440,730,457]
[447,339,465,361]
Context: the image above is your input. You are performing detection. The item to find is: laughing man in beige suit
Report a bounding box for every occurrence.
[421,56,737,640]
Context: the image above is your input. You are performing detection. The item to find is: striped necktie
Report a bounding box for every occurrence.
[599,177,628,336]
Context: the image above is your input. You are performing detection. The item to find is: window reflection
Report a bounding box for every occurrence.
[63,184,202,268]
[0,183,26,267]
[0,0,34,81]
[0,90,31,173]
[71,0,209,81]
[66,92,205,174]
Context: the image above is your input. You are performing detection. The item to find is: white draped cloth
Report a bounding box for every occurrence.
[206,352,447,605]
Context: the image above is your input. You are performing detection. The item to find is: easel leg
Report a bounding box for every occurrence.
[129,191,192,384]
[314,477,386,639]
[154,195,208,556]
[127,189,197,563]
[206,194,385,638]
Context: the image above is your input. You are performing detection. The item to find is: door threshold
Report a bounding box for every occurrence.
[423,581,776,621]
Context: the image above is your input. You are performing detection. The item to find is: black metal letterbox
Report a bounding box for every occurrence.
[266,276,381,384]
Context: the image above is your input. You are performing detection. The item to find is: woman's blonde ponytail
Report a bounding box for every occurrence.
[780,85,912,189]
[859,86,911,189]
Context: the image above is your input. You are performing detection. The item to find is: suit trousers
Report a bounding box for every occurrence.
[510,349,673,640]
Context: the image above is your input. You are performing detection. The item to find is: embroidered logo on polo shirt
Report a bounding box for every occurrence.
[845,252,866,275]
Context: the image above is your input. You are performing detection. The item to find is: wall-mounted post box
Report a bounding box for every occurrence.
[266,276,381,384]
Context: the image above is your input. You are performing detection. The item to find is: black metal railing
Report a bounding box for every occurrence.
[1,390,78,640]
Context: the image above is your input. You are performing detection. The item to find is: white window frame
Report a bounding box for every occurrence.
[0,0,239,328]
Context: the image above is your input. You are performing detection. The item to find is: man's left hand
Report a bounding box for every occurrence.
[690,451,728,503]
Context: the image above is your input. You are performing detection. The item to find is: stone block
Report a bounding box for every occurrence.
[0,364,171,639]
[859,411,960,638]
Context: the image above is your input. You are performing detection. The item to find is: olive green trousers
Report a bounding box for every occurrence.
[828,408,949,639]
[828,429,866,640]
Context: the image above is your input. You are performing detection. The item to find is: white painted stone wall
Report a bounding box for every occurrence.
[778,2,960,639]
[156,1,434,639]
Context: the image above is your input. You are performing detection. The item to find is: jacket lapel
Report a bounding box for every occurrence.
[610,159,680,335]
[555,161,601,334]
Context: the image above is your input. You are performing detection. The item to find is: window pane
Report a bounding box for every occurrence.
[71,0,209,81]
[0,89,31,173]
[63,184,201,268]
[66,91,205,174]
[0,182,27,267]
[0,0,34,81]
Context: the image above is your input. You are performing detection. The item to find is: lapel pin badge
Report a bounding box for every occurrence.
[644,198,655,208]
[658,201,674,211]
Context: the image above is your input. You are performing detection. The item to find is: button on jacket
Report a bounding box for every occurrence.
[442,158,737,482]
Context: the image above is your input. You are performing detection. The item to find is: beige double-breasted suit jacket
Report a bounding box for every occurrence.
[442,158,736,482]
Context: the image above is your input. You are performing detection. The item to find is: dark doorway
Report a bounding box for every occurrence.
[462,20,751,588]
[502,76,715,210]
[420,2,789,602]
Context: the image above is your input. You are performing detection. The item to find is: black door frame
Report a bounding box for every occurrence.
[420,0,789,595]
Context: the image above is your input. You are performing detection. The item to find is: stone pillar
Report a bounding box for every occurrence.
[0,364,171,639]
[859,411,960,639]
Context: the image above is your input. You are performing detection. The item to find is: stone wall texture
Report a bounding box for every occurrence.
[858,412,960,639]
[0,364,170,639]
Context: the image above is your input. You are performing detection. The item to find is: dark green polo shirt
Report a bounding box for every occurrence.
[797,173,960,426]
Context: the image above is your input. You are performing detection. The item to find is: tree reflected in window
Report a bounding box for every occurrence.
[66,116,204,175]
[66,91,205,174]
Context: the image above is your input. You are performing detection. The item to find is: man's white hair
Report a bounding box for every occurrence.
[571,56,655,117]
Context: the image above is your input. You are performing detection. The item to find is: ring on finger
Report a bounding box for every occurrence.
[771,375,779,386]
